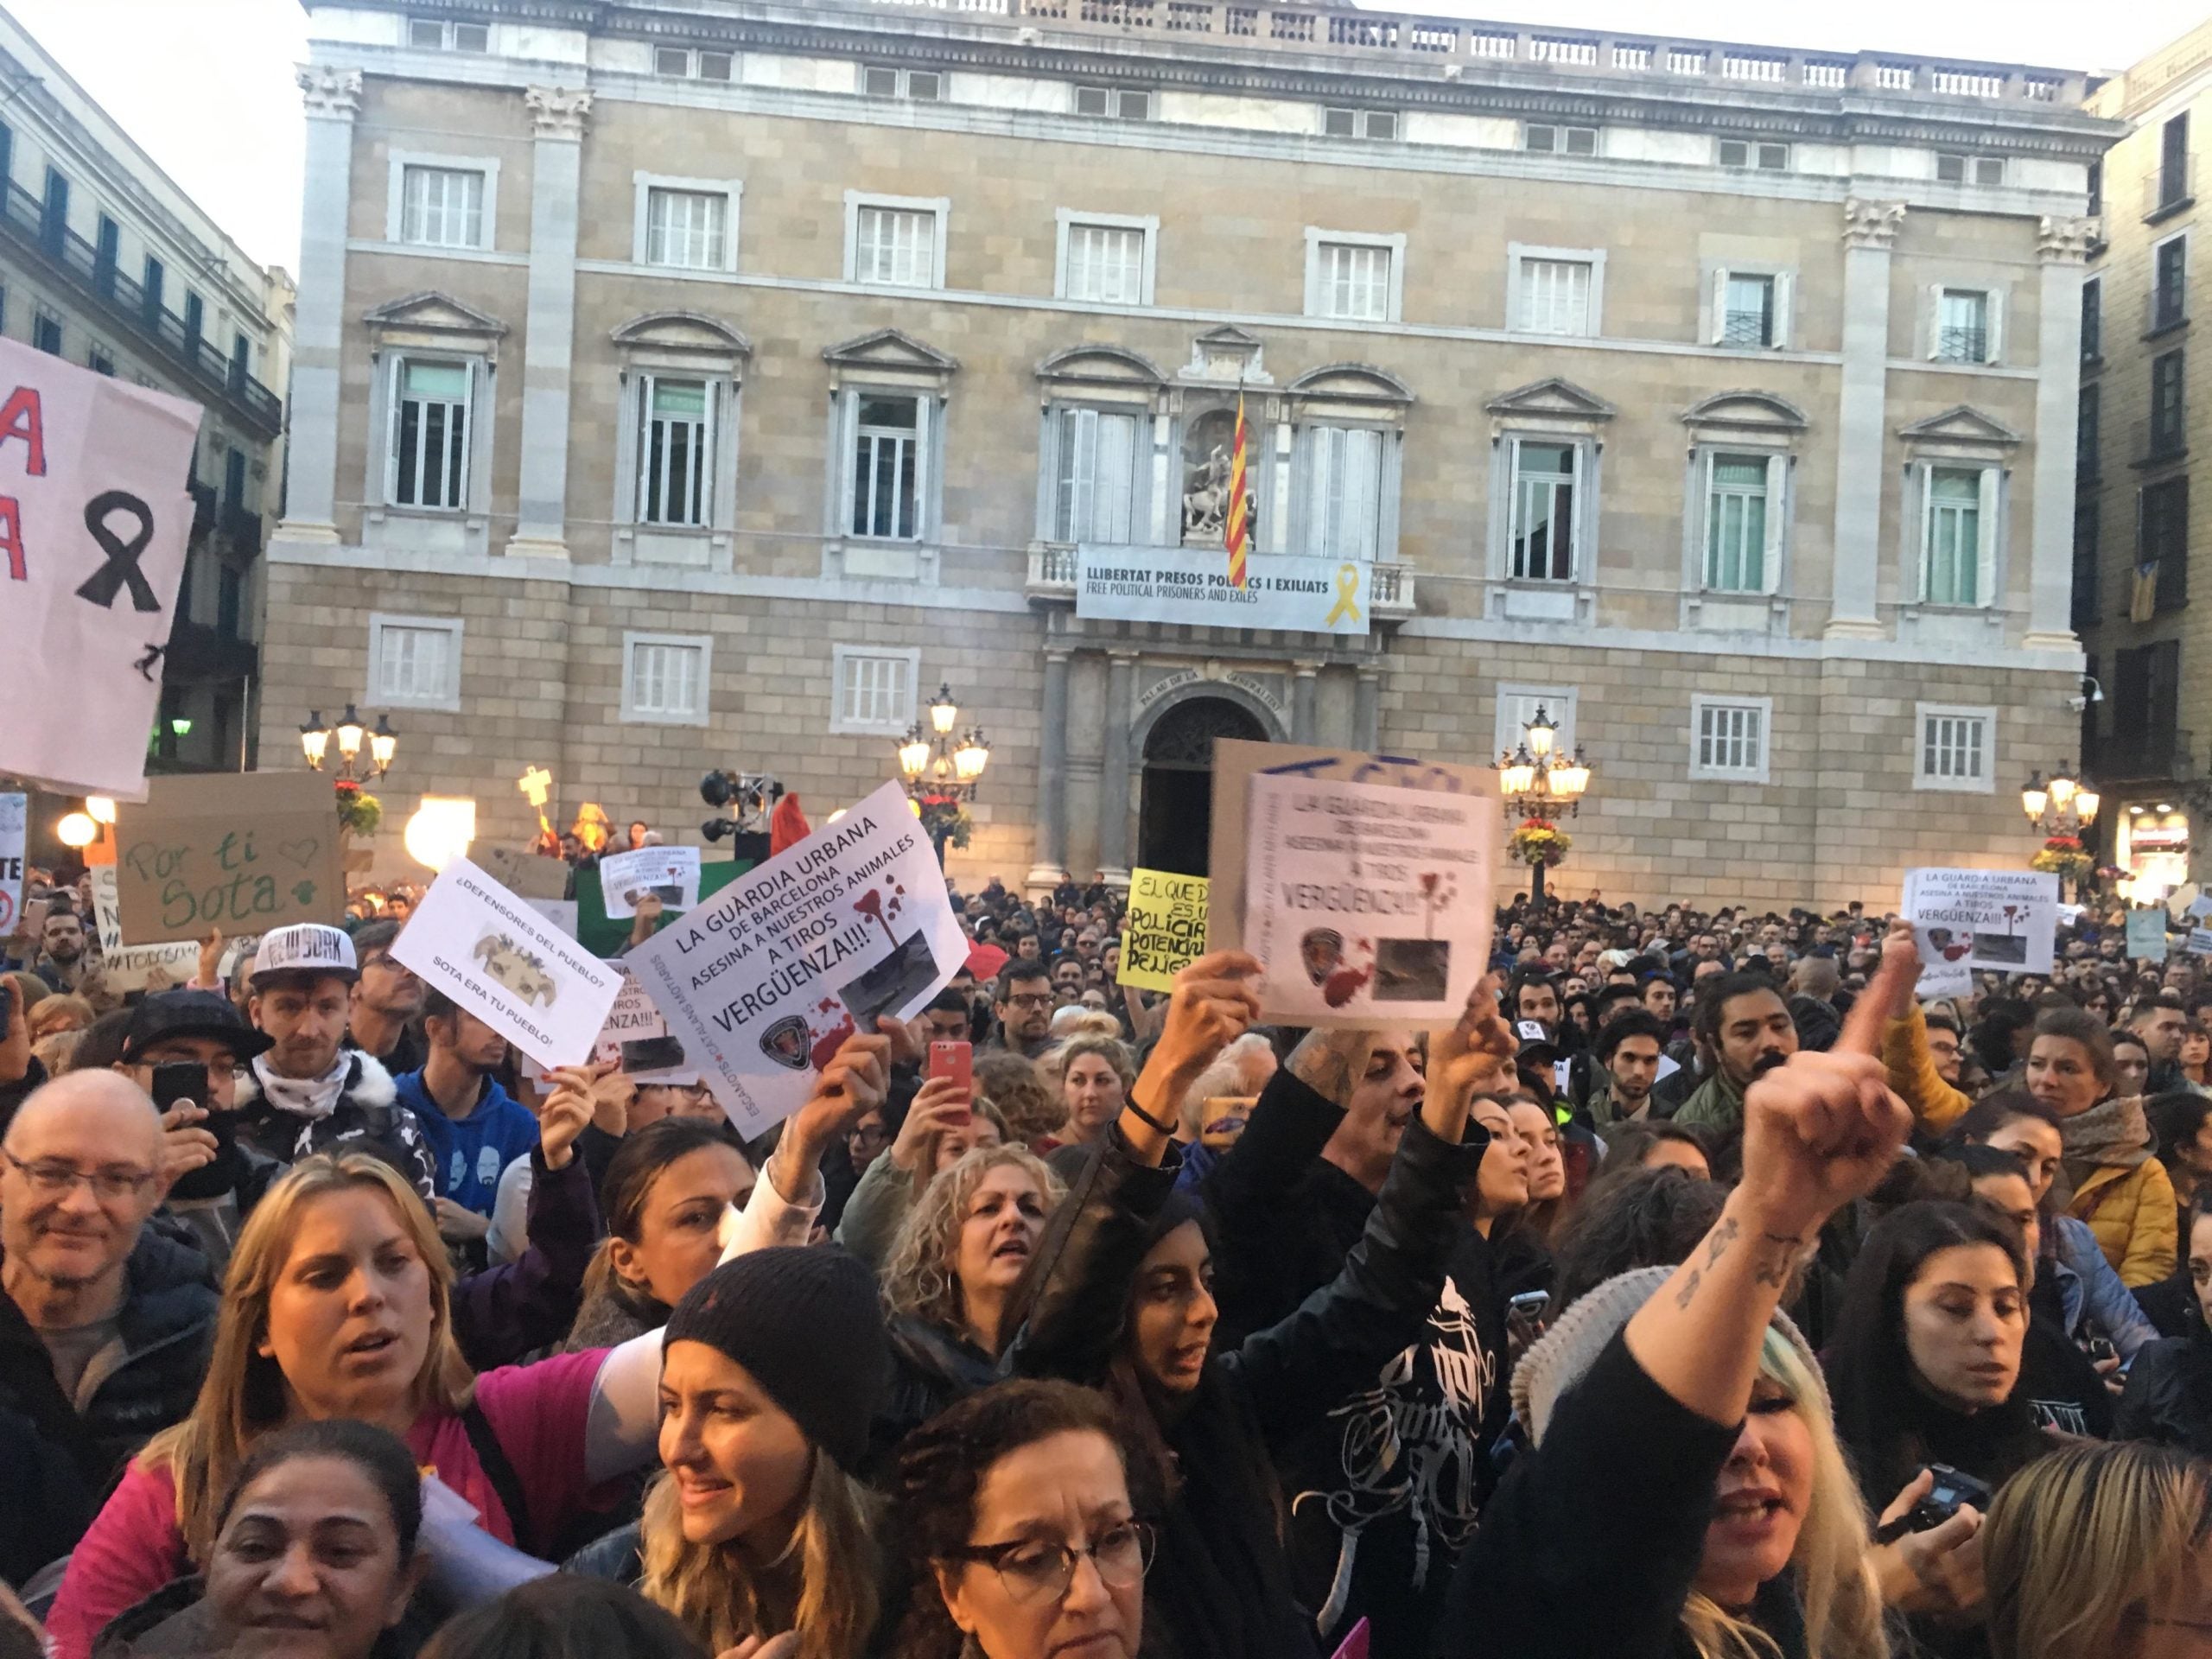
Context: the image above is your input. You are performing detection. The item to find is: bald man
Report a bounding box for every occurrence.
[0,1072,219,1582]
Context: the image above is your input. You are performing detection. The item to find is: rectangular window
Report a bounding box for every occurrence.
[366,615,462,710]
[1519,257,1592,335]
[645,188,728,270]
[1322,107,1397,140]
[2159,113,2191,212]
[850,395,921,540]
[1936,289,1991,362]
[1922,467,1986,607]
[88,346,113,376]
[833,647,919,734]
[2114,641,2183,772]
[1055,407,1138,543]
[2079,384,2100,480]
[854,204,938,287]
[699,50,734,81]
[865,66,940,100]
[32,312,60,356]
[623,635,709,725]
[638,378,714,527]
[1719,139,1789,170]
[1306,425,1383,561]
[1064,221,1147,304]
[391,359,470,511]
[1317,240,1392,321]
[2152,350,2186,458]
[2143,477,2190,612]
[1704,454,1771,592]
[1495,686,1578,760]
[217,565,244,639]
[1509,440,1577,582]
[400,165,485,249]
[1074,85,1150,120]
[655,46,690,76]
[1916,708,1992,791]
[1937,152,1967,182]
[2073,498,2101,628]
[1721,272,1777,346]
[2082,276,2101,362]
[2155,237,2188,331]
[411,18,486,51]
[1692,700,1769,781]
[1524,124,1598,155]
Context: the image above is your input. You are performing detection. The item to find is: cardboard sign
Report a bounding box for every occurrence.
[1119,868,1208,992]
[1241,761,1498,1028]
[0,339,202,798]
[593,965,690,1079]
[2128,908,2171,963]
[111,772,344,946]
[391,856,622,1069]
[480,844,569,901]
[0,792,22,933]
[1904,868,2058,1000]
[627,780,965,1133]
[87,864,200,993]
[597,845,702,918]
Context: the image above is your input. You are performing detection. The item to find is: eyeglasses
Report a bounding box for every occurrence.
[847,1122,891,1146]
[3,1149,158,1201]
[944,1519,1155,1604]
[1003,993,1054,1010]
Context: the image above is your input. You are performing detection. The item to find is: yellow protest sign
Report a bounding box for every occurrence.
[1119,868,1209,992]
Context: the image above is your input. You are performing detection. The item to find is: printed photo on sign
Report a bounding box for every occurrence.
[1242,764,1497,1028]
[594,967,690,1081]
[1904,867,2058,998]
[598,845,702,918]
[626,779,965,1132]
[390,856,621,1069]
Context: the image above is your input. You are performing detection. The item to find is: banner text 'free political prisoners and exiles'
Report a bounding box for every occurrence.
[629,780,964,1131]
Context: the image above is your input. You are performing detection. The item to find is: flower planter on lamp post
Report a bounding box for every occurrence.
[1494,703,1592,909]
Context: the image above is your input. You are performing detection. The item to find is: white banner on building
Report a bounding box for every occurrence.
[1076,547,1373,635]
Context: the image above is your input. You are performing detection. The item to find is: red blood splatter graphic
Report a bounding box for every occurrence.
[853,885,897,950]
[1323,965,1372,1007]
[809,1014,856,1070]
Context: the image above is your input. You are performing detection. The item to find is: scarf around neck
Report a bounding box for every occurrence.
[251,1050,353,1122]
[2060,1092,2152,1187]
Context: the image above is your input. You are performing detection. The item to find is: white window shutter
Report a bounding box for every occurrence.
[1096,412,1135,543]
[1068,408,1098,542]
[460,360,480,506]
[837,391,859,526]
[1975,467,2000,607]
[1346,429,1381,561]
[1927,284,1943,359]
[1564,442,1583,580]
[1916,463,1934,601]
[1772,270,1794,348]
[700,379,719,521]
[1711,268,1728,344]
[1698,449,1715,584]
[1762,453,1787,594]
[1986,292,2005,364]
[384,355,404,505]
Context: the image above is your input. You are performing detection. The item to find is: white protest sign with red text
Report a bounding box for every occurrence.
[0,337,200,798]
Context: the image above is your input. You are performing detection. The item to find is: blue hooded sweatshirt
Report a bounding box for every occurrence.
[392,1070,541,1216]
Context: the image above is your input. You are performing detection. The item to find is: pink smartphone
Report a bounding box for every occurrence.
[929,1039,973,1123]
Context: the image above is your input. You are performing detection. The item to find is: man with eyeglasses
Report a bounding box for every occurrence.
[0,1071,218,1583]
[989,964,1057,1059]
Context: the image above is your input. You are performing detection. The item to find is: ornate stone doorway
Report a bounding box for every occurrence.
[1137,695,1268,876]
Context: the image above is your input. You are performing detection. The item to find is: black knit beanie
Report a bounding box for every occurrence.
[662,1247,890,1473]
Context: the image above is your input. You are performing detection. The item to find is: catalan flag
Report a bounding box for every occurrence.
[1225,392,1252,588]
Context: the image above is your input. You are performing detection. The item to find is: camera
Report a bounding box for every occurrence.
[1883,1464,1993,1541]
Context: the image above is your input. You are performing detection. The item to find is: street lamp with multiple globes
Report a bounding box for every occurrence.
[1494,703,1594,907]
[298,704,398,781]
[2022,761,2101,899]
[894,682,991,861]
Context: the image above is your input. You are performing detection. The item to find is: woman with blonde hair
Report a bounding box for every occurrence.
[568,1249,888,1659]
[870,1143,1065,1469]
[1983,1440,2212,1659]
[47,1034,890,1659]
[1045,1034,1135,1154]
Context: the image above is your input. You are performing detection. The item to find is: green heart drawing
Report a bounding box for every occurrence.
[292,880,317,906]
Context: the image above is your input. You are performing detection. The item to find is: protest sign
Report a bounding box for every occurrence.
[1119,868,1208,992]
[1902,868,2058,1000]
[2191,928,2212,959]
[594,966,689,1078]
[522,897,577,938]
[598,845,702,918]
[480,844,569,901]
[111,772,344,946]
[0,339,202,798]
[2128,908,2171,963]
[2190,894,2212,923]
[628,780,965,1133]
[391,856,621,1069]
[87,865,200,994]
[1077,547,1373,635]
[0,792,22,934]
[1241,763,1498,1028]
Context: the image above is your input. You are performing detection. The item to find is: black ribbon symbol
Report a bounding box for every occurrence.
[75,490,160,613]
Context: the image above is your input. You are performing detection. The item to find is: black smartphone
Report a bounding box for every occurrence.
[149,1062,206,1113]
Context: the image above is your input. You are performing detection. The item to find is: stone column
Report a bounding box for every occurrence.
[276,67,360,547]
[2026,216,2100,650]
[1097,651,1138,885]
[1027,647,1072,893]
[506,86,592,562]
[1825,199,1906,640]
[1354,663,1382,750]
[1291,661,1319,743]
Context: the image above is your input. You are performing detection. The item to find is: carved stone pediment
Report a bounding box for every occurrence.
[1680,390,1810,434]
[1037,344,1166,387]
[1289,362,1414,408]
[1180,324,1270,385]
[1897,405,2023,448]
[611,311,753,359]
[362,291,508,361]
[1486,377,1616,422]
[823,327,959,393]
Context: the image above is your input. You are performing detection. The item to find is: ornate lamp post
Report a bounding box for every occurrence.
[895,682,991,863]
[1494,703,1593,908]
[300,704,397,839]
[2023,761,2100,899]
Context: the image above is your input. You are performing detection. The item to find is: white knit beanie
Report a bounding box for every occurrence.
[1511,1265,1827,1445]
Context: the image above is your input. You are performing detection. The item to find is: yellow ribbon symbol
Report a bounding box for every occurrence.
[1325,563,1363,626]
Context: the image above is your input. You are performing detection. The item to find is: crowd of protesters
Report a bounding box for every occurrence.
[3,848,2212,1659]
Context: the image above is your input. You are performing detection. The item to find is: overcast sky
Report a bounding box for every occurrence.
[10,0,2203,277]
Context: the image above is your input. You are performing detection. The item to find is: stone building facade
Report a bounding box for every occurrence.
[267,0,2115,910]
[2079,24,2212,901]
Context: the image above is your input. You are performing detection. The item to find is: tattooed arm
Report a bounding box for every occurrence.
[1624,946,1916,1427]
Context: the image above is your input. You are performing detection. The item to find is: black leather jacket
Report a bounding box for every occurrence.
[2116,1329,2212,1456]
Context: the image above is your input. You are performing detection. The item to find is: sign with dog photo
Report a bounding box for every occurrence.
[391,855,622,1068]
[627,779,964,1133]
[1903,867,2059,999]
